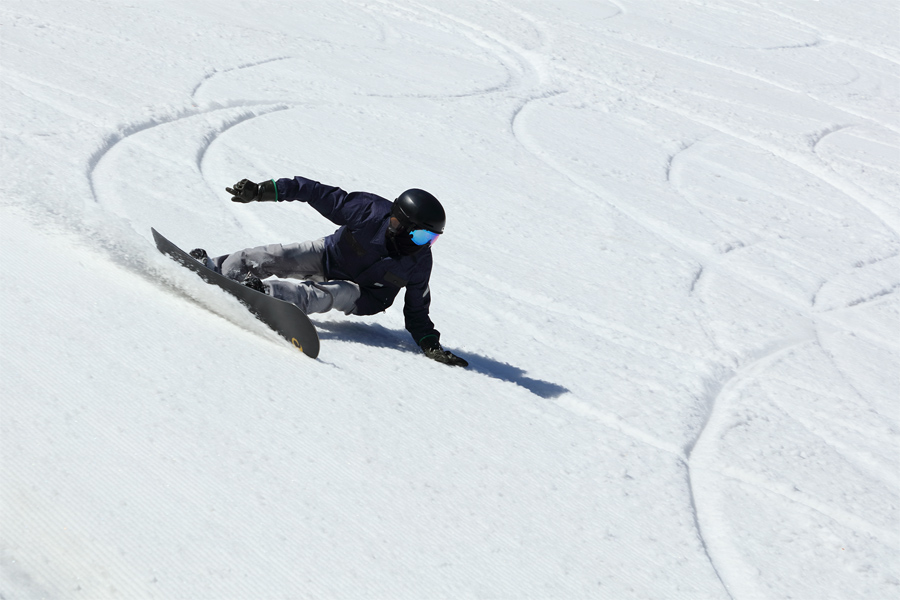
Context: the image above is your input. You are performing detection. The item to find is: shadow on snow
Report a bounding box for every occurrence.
[315,320,569,400]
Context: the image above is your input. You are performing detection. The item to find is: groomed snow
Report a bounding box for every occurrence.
[1,0,898,598]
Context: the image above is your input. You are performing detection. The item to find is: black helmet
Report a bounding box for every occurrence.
[392,189,446,234]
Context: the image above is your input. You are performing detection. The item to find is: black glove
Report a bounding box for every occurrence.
[226,179,277,203]
[420,337,468,367]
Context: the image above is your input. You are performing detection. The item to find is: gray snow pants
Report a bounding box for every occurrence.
[213,239,360,315]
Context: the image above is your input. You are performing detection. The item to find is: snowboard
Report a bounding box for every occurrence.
[152,228,320,358]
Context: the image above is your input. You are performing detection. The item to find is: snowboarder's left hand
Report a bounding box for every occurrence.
[421,340,468,367]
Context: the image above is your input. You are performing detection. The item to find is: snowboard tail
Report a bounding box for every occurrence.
[152,228,319,358]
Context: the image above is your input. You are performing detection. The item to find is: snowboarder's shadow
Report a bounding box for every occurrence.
[315,321,569,399]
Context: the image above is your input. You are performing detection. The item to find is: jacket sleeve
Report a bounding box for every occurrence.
[275,176,372,228]
[403,258,440,347]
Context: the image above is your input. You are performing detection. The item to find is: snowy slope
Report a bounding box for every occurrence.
[1,0,898,598]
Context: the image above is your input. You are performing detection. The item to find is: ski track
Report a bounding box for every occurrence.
[511,93,822,318]
[190,56,294,99]
[558,59,899,236]
[810,124,857,154]
[712,452,900,551]
[773,397,900,493]
[684,338,814,597]
[735,0,900,67]
[665,139,698,183]
[553,10,899,226]
[687,326,899,595]
[354,0,522,102]
[87,101,287,207]
[375,0,548,95]
[193,105,293,181]
[2,65,120,113]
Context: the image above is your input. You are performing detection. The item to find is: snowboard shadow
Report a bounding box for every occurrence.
[315,321,569,399]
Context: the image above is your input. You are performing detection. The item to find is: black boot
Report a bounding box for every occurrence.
[243,275,267,294]
[189,248,217,271]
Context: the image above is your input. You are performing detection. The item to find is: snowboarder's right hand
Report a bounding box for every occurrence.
[423,346,468,367]
[420,338,468,367]
[226,179,277,203]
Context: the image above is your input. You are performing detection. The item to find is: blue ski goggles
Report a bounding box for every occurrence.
[409,228,441,246]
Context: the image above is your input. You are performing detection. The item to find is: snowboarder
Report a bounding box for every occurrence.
[191,176,468,367]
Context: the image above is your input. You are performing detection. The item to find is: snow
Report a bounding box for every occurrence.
[1,0,898,597]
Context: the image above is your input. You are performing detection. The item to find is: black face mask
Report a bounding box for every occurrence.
[386,225,425,257]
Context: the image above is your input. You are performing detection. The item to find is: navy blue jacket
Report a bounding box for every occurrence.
[274,176,439,346]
